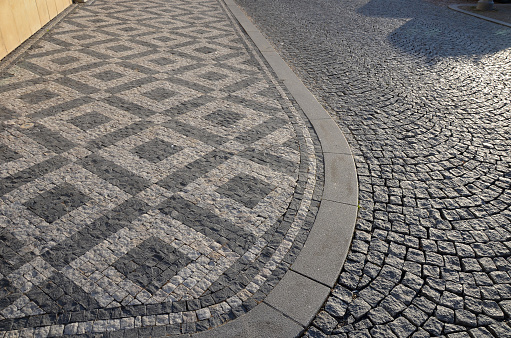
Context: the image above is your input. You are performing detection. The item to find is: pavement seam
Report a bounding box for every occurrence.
[288,268,333,289]
[262,301,306,328]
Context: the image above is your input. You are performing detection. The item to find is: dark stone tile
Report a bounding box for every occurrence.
[53,76,100,95]
[18,89,59,105]
[204,109,243,128]
[79,154,151,195]
[194,46,216,54]
[0,145,22,164]
[142,87,176,101]
[162,120,228,147]
[0,156,69,196]
[31,97,96,119]
[216,174,275,209]
[199,71,228,82]
[113,237,192,290]
[234,116,287,145]
[22,124,75,153]
[92,70,124,82]
[88,121,154,149]
[108,45,133,53]
[149,57,175,66]
[132,138,183,163]
[41,198,150,270]
[51,56,78,66]
[24,183,90,223]
[69,112,112,131]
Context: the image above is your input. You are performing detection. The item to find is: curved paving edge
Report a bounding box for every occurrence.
[189,1,359,337]
[449,4,511,28]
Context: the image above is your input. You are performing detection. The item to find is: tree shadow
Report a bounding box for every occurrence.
[357,0,511,60]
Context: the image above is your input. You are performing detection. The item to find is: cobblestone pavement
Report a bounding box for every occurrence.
[235,0,511,336]
[0,0,324,336]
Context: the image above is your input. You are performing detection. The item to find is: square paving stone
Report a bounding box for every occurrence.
[92,70,124,82]
[0,144,22,164]
[142,87,177,101]
[51,56,78,66]
[71,34,95,41]
[68,112,112,131]
[192,29,210,35]
[132,139,183,163]
[19,89,59,105]
[149,57,175,66]
[88,18,107,23]
[154,36,175,43]
[24,183,91,223]
[204,109,243,128]
[119,27,138,33]
[216,174,275,209]
[194,46,216,54]
[199,71,228,82]
[113,237,192,290]
[108,45,133,53]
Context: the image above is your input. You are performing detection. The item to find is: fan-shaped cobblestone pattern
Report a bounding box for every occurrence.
[0,0,323,336]
[236,0,511,336]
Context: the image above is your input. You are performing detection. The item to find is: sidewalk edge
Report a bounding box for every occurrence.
[192,0,360,336]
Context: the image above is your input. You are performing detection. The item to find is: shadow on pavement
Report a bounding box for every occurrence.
[357,0,511,60]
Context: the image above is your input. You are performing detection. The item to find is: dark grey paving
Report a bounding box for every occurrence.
[24,183,91,224]
[68,112,112,131]
[132,139,183,163]
[112,237,193,291]
[79,154,152,195]
[235,0,511,336]
[216,174,275,209]
[18,89,59,105]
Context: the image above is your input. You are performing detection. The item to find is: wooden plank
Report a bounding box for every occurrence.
[9,0,33,43]
[35,0,51,27]
[24,0,43,35]
[46,0,58,19]
[0,29,9,61]
[55,0,71,14]
[0,0,21,55]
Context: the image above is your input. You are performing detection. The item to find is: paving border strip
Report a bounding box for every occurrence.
[190,1,359,337]
[449,4,511,27]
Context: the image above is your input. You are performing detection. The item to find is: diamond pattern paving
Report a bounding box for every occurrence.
[204,109,243,127]
[68,112,112,131]
[18,89,59,105]
[217,173,276,209]
[0,0,320,335]
[24,183,91,224]
[132,139,183,163]
[113,237,192,291]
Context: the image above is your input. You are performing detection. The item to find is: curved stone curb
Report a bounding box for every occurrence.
[449,4,511,27]
[190,1,359,337]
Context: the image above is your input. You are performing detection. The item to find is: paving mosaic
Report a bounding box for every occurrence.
[0,0,323,335]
